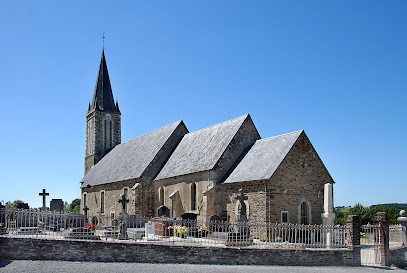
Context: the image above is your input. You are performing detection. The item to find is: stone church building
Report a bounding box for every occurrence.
[80,50,335,225]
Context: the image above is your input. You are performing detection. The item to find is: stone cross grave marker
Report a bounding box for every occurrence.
[236,189,248,216]
[39,189,49,210]
[83,206,89,216]
[118,194,129,238]
[118,194,129,215]
[234,189,249,238]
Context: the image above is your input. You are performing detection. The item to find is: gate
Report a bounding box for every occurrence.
[360,223,381,266]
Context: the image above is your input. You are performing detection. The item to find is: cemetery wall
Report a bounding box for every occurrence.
[0,237,360,266]
[389,246,407,268]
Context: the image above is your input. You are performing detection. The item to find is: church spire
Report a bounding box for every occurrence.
[89,50,119,113]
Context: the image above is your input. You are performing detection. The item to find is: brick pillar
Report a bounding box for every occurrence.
[374,212,390,266]
[346,215,361,266]
[347,215,360,249]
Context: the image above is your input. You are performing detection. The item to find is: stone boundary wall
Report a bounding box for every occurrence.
[0,237,360,266]
[389,247,407,268]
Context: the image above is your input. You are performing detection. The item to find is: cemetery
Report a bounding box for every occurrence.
[0,205,406,267]
[0,188,406,267]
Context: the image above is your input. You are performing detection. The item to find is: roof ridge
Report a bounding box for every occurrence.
[259,130,303,141]
[184,114,249,136]
[117,120,183,147]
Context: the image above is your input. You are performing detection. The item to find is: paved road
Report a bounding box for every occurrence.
[0,260,405,273]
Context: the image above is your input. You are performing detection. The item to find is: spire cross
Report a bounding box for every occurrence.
[102,32,106,49]
[39,189,49,209]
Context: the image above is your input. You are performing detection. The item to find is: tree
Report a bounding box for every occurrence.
[70,199,80,211]
[348,203,370,225]
[335,210,347,226]
[64,198,81,213]
[368,205,400,225]
[6,200,25,209]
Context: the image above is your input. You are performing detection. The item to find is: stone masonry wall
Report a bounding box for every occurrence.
[389,247,407,268]
[154,171,212,221]
[85,110,121,174]
[81,179,138,219]
[0,237,360,266]
[220,132,333,225]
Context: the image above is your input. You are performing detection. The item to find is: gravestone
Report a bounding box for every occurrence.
[65,227,101,240]
[50,199,64,212]
[145,221,156,240]
[16,203,29,209]
[181,213,198,236]
[91,216,98,225]
[157,205,170,217]
[126,214,144,228]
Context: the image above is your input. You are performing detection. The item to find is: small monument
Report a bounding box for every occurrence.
[50,199,64,212]
[39,189,49,211]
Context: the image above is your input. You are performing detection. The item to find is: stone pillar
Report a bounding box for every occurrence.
[321,183,335,248]
[374,212,390,266]
[397,210,407,247]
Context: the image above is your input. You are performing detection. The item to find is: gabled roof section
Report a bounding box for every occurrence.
[81,120,187,187]
[223,130,303,184]
[155,114,255,181]
[89,50,119,114]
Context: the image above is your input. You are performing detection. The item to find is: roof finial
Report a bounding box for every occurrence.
[102,32,106,50]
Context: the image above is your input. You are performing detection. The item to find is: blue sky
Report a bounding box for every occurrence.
[0,1,406,208]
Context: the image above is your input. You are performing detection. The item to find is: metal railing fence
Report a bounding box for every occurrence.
[0,208,348,249]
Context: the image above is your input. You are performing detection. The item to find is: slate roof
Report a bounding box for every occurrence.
[81,120,186,187]
[155,114,252,181]
[223,130,303,184]
[89,50,120,114]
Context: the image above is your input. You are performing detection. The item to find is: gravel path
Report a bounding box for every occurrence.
[0,260,405,273]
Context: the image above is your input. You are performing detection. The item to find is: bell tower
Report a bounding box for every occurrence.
[85,50,121,174]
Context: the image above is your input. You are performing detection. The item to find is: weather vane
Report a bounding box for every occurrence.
[102,32,106,49]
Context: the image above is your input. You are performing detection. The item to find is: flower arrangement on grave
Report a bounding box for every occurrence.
[197,225,208,237]
[85,223,96,231]
[174,225,188,238]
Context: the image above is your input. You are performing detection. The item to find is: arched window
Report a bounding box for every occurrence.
[123,188,128,213]
[159,187,165,206]
[104,114,112,150]
[100,191,105,214]
[83,193,87,208]
[300,202,309,225]
[191,183,197,211]
[110,120,113,147]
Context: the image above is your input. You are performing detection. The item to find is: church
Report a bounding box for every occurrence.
[80,50,335,225]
